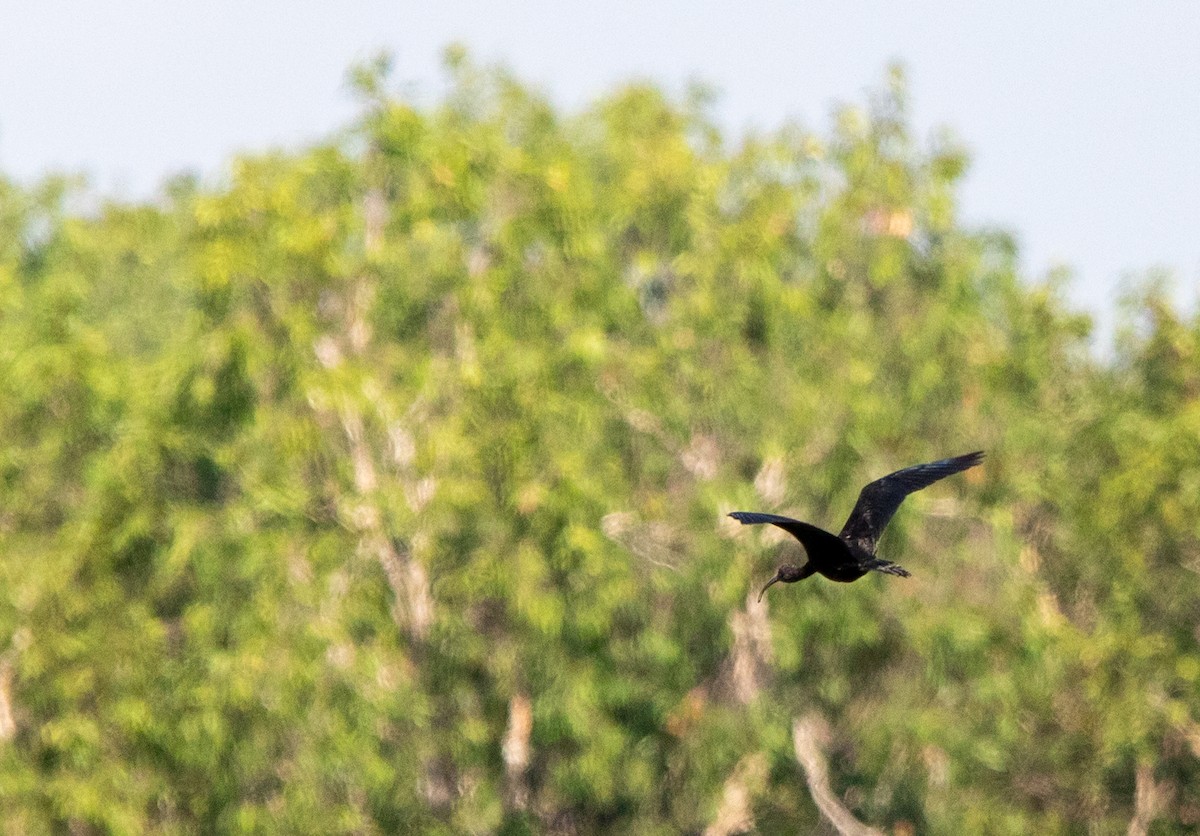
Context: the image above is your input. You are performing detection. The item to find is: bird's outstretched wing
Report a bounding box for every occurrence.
[728,511,845,557]
[838,451,984,551]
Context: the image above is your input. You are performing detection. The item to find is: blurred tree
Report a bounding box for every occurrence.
[1,50,1197,833]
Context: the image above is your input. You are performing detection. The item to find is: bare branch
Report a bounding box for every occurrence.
[309,183,434,644]
[724,599,773,705]
[792,715,883,836]
[503,693,533,811]
[0,659,14,742]
[1128,762,1165,836]
[704,754,768,836]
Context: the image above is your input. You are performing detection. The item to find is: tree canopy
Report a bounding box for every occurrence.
[2,51,1198,833]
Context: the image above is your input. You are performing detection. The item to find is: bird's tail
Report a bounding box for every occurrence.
[865,559,911,578]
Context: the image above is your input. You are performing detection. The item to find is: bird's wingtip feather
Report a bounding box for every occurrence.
[952,450,985,467]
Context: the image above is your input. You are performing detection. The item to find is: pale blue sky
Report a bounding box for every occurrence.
[2,2,1198,344]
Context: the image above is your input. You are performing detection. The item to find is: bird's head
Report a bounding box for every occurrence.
[758,562,817,601]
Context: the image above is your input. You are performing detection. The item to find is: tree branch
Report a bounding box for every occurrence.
[792,714,883,836]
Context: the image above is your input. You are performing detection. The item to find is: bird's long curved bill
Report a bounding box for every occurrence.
[757,574,781,603]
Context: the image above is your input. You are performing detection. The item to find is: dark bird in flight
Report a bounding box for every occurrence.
[730,451,984,601]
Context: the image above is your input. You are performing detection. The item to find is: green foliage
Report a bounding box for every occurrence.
[2,52,1198,832]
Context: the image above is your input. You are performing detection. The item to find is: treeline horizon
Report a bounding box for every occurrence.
[2,50,1199,833]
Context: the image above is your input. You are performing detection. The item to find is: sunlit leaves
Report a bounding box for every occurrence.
[3,52,1199,833]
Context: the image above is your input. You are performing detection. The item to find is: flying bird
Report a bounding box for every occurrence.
[730,451,984,600]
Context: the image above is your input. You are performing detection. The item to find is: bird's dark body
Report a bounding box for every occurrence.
[818,542,877,583]
[731,451,984,599]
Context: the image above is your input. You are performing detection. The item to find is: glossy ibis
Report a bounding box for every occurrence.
[730,451,984,600]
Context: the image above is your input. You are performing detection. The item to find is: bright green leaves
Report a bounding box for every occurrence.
[3,51,1199,834]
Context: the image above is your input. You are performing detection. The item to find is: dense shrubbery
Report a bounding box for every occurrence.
[2,52,1198,833]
